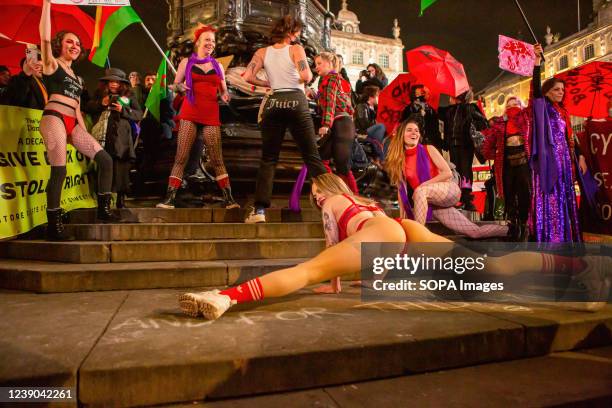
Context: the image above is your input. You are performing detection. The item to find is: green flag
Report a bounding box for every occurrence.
[420,0,437,16]
[89,6,142,68]
[144,52,169,122]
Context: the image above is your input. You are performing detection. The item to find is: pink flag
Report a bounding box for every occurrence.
[498,35,536,77]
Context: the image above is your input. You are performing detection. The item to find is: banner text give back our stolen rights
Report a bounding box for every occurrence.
[0,105,95,239]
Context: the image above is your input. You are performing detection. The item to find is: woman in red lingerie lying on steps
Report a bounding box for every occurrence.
[178,174,609,320]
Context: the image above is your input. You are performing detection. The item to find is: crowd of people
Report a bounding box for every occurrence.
[0,7,592,248]
[0,5,606,320]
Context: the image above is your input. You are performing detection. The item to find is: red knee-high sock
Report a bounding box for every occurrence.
[220,278,264,303]
[216,176,229,189]
[541,254,587,276]
[169,176,182,189]
[339,172,359,194]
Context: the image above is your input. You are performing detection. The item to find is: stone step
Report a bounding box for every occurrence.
[59,208,497,236]
[0,258,307,293]
[64,223,324,241]
[0,238,325,263]
[66,207,327,224]
[59,222,498,242]
[192,346,612,408]
[1,288,610,407]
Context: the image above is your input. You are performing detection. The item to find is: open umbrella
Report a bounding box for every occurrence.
[0,35,26,74]
[406,45,469,98]
[377,73,419,135]
[1,0,94,49]
[555,61,612,119]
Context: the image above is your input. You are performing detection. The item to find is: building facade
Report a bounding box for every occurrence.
[480,0,611,124]
[165,0,331,65]
[330,0,404,87]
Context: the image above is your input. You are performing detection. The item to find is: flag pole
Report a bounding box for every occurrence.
[139,22,177,75]
[577,0,581,31]
[513,0,545,62]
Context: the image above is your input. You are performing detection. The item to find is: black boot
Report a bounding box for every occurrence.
[156,186,178,209]
[116,193,126,209]
[46,208,74,241]
[507,221,520,242]
[221,186,240,209]
[461,188,476,211]
[97,193,123,223]
[518,222,529,242]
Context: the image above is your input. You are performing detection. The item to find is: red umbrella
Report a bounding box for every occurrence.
[406,45,470,97]
[377,73,417,135]
[555,61,612,119]
[0,36,27,74]
[1,0,94,49]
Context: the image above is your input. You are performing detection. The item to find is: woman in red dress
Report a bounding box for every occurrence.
[157,26,238,209]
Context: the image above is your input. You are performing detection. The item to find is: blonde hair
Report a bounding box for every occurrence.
[384,118,422,186]
[316,52,340,72]
[505,95,524,109]
[309,173,377,209]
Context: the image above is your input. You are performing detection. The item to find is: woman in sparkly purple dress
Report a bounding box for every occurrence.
[529,44,588,242]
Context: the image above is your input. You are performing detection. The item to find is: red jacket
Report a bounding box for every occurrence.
[482,108,531,198]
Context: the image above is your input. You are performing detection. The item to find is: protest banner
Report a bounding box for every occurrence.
[0,105,96,239]
[498,34,536,77]
[578,118,612,235]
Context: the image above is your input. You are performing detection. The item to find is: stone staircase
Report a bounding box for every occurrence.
[0,207,326,292]
[0,206,610,407]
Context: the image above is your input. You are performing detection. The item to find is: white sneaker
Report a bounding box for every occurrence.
[156,202,175,209]
[569,255,611,311]
[179,289,235,320]
[244,207,266,224]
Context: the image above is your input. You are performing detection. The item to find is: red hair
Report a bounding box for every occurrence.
[194,25,217,44]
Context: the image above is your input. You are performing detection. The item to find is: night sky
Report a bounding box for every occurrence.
[77,0,593,92]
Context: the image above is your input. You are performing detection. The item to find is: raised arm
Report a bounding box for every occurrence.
[40,0,58,74]
[291,44,312,84]
[243,48,270,88]
[532,43,543,99]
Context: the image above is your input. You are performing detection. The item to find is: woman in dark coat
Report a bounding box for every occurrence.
[439,89,489,211]
[87,68,143,208]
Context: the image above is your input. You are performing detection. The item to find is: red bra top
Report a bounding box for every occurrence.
[337,194,382,241]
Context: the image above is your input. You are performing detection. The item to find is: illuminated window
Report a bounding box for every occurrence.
[345,25,353,33]
[558,55,569,70]
[352,50,363,65]
[379,54,389,69]
[584,44,595,60]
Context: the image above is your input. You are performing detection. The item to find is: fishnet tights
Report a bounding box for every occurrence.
[413,181,508,239]
[170,120,228,182]
[39,115,102,165]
